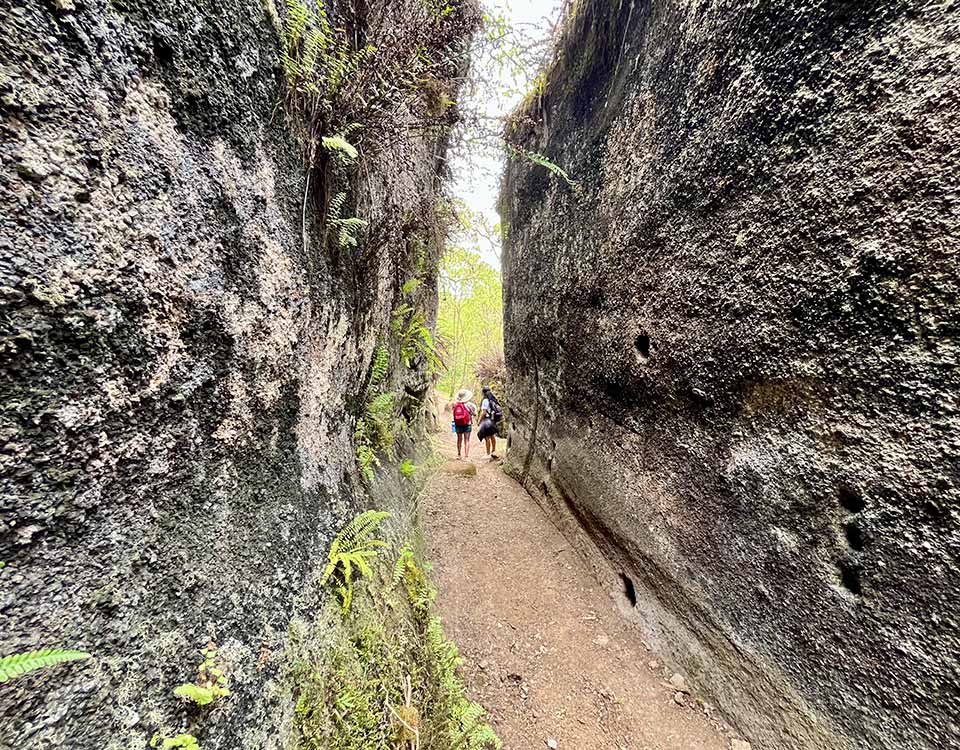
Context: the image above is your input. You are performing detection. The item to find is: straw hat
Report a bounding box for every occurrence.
[456,389,473,402]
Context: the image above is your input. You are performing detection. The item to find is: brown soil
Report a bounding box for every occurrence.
[420,430,736,750]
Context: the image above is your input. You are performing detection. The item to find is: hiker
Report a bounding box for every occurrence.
[477,385,504,460]
[452,389,476,459]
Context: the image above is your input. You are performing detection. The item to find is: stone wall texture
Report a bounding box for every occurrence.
[500,2,959,749]
[0,0,453,747]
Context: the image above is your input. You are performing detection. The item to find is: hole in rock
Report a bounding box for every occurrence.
[844,521,865,551]
[635,331,651,360]
[838,485,866,514]
[152,35,175,67]
[837,559,863,597]
[546,455,553,471]
[620,573,638,607]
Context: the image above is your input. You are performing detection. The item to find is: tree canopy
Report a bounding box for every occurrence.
[436,247,503,397]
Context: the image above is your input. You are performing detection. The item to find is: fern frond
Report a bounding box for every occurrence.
[508,145,577,188]
[368,345,389,388]
[335,510,391,553]
[368,391,396,416]
[322,511,391,612]
[321,135,359,160]
[401,278,423,297]
[327,191,347,223]
[393,544,415,584]
[0,649,91,683]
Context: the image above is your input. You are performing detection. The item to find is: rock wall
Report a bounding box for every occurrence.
[0,0,466,747]
[500,2,959,749]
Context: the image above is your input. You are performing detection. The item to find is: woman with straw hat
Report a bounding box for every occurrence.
[452,388,477,459]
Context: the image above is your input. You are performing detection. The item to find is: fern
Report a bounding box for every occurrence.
[328,191,347,220]
[399,459,416,479]
[321,511,391,612]
[0,649,90,683]
[368,345,390,388]
[356,446,377,484]
[174,644,230,707]
[151,734,200,750]
[401,278,423,297]
[422,616,501,749]
[321,134,359,160]
[325,191,367,250]
[329,216,367,249]
[507,145,577,188]
[393,543,417,585]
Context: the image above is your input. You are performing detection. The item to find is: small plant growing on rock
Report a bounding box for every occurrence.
[393,543,434,614]
[392,304,442,372]
[326,191,368,250]
[150,734,200,750]
[174,644,230,707]
[322,510,391,612]
[399,459,417,479]
[506,144,577,188]
[0,648,90,683]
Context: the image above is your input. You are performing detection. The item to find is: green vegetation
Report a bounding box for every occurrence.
[292,532,500,750]
[277,0,480,256]
[437,247,503,397]
[150,734,200,750]
[0,648,91,683]
[399,459,417,480]
[173,644,230,707]
[392,304,442,373]
[321,133,360,161]
[507,145,578,188]
[355,345,400,483]
[321,510,391,613]
[355,391,398,483]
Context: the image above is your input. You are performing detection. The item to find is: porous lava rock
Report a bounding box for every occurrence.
[0,0,461,746]
[500,2,959,749]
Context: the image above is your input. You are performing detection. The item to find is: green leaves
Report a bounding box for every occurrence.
[507,145,577,188]
[368,345,390,389]
[0,649,90,683]
[322,511,391,612]
[174,683,216,706]
[325,191,367,250]
[399,459,416,479]
[174,644,230,707]
[356,347,400,482]
[392,305,442,373]
[436,248,503,397]
[151,733,200,750]
[401,278,423,297]
[321,134,359,160]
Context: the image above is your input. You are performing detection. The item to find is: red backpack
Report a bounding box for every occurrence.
[453,401,471,426]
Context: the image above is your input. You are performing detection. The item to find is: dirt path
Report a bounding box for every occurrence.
[420,430,735,750]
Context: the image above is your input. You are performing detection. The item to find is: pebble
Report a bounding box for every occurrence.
[731,741,752,750]
[673,691,686,706]
[669,672,689,693]
[546,740,558,749]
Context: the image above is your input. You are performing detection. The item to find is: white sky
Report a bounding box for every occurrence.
[451,0,562,270]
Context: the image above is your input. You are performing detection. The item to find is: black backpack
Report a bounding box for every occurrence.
[488,398,504,422]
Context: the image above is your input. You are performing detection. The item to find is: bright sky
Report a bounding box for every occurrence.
[451,0,562,270]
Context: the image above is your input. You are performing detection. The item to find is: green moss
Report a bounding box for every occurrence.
[290,546,500,750]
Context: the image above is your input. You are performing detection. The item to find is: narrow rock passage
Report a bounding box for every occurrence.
[420,430,732,750]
